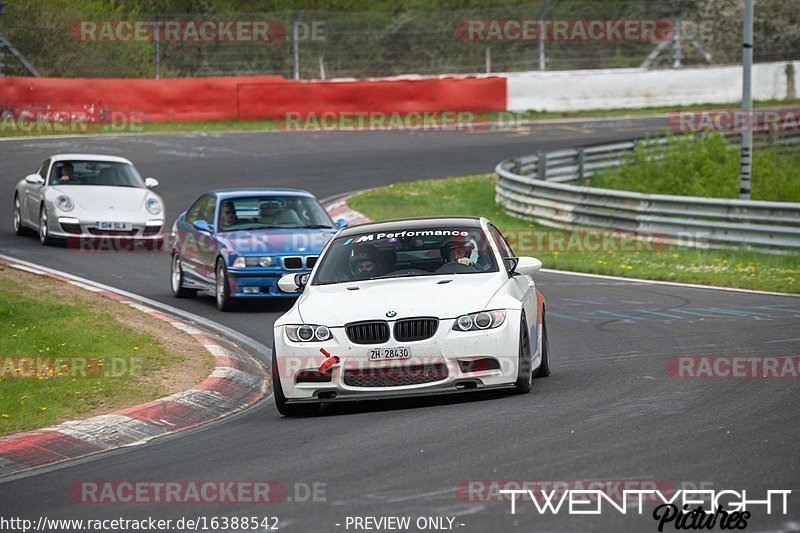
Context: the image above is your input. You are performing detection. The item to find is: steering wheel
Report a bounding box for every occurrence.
[434,262,477,274]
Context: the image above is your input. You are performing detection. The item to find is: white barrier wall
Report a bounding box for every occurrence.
[506,61,794,112]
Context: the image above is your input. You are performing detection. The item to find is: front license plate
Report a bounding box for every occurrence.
[95,221,132,230]
[369,347,411,361]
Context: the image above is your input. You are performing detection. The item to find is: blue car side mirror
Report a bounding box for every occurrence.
[336,218,348,229]
[193,220,213,234]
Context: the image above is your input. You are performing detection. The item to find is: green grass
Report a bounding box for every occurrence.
[0,277,178,435]
[348,175,800,294]
[1,98,798,138]
[590,132,800,202]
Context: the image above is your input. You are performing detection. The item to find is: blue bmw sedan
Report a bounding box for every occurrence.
[170,188,345,310]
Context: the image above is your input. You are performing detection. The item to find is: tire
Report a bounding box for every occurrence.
[514,317,533,394]
[38,204,55,246]
[13,195,26,236]
[170,253,197,298]
[215,258,235,311]
[534,311,551,378]
[272,343,320,417]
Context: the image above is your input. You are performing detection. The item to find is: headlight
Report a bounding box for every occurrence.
[145,197,162,215]
[55,195,73,212]
[452,310,507,332]
[286,324,333,342]
[232,256,276,268]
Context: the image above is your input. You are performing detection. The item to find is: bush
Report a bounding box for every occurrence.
[590,133,800,202]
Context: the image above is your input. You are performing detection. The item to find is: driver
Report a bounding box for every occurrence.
[442,239,475,267]
[56,163,74,184]
[349,244,383,280]
[219,200,238,229]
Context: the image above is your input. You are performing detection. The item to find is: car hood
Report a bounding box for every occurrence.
[218,228,337,255]
[297,273,506,326]
[51,185,150,213]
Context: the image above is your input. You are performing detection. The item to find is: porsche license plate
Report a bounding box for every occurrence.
[95,221,131,230]
[369,347,410,361]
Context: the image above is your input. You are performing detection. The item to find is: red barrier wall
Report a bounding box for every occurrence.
[1,76,285,122]
[1,75,507,123]
[237,77,507,120]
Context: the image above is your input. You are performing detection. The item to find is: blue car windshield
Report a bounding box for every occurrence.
[313,228,499,285]
[217,195,334,232]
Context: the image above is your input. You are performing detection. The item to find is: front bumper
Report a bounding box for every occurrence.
[273,312,524,402]
[227,269,310,298]
[51,216,164,249]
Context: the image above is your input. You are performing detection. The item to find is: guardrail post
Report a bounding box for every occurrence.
[513,158,522,174]
[537,151,546,180]
[577,147,586,183]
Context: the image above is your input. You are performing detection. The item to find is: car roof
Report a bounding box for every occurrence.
[338,217,484,237]
[209,188,316,200]
[49,154,133,164]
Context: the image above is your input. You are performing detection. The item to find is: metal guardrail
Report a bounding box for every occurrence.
[496,131,800,251]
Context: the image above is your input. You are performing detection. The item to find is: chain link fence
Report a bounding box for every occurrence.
[1,0,799,79]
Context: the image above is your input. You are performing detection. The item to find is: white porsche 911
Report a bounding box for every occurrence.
[272,217,550,416]
[12,154,165,246]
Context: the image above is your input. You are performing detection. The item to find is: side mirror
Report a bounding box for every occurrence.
[25,174,45,185]
[277,272,310,293]
[514,256,543,277]
[192,220,213,234]
[336,218,348,229]
[144,177,159,188]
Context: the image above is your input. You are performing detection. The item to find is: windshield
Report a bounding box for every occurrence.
[313,227,498,285]
[50,160,145,188]
[218,195,334,232]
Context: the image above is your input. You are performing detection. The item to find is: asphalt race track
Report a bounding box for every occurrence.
[1,118,799,532]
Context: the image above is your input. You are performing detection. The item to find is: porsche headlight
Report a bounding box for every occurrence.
[232,256,276,268]
[286,324,333,342]
[55,195,74,212]
[452,310,507,331]
[145,197,162,215]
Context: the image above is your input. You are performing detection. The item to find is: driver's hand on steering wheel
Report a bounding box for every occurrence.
[456,257,473,266]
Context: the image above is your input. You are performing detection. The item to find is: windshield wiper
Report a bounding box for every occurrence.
[300,224,335,229]
[374,272,426,280]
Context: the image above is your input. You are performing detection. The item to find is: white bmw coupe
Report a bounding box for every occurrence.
[13,154,165,246]
[272,217,550,416]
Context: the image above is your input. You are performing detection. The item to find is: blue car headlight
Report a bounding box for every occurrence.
[233,256,276,268]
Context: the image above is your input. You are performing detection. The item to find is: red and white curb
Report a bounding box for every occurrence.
[0,258,267,479]
[324,194,373,226]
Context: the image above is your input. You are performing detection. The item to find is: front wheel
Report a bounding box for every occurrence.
[13,195,26,236]
[514,318,533,394]
[38,205,55,246]
[215,258,235,311]
[171,254,197,298]
[272,344,320,416]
